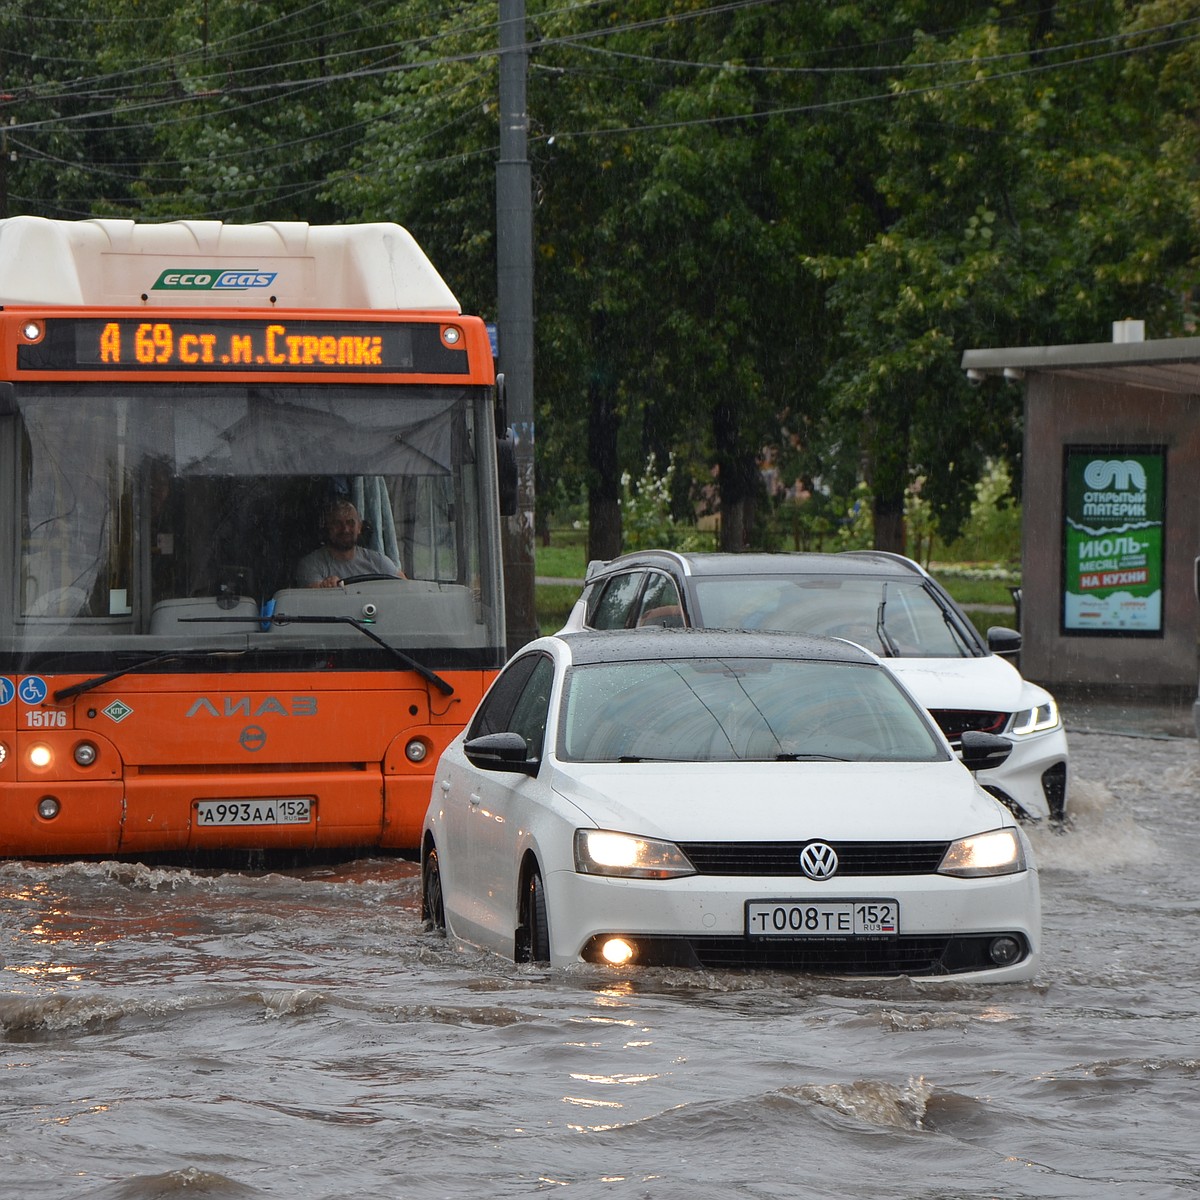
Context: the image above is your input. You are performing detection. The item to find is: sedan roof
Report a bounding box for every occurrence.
[555,626,881,667]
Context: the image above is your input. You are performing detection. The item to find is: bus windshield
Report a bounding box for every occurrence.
[7,380,504,663]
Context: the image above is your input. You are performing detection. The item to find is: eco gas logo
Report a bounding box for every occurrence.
[152,269,278,292]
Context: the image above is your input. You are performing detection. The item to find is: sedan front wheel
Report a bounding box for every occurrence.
[516,867,551,964]
[422,846,446,933]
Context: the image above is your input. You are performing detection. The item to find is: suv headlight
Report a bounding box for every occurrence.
[574,829,696,879]
[939,828,1026,877]
[1010,698,1059,736]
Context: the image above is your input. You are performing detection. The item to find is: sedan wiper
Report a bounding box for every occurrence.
[774,752,851,761]
[53,649,246,702]
[181,611,455,695]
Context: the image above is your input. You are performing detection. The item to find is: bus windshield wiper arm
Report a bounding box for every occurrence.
[53,650,244,702]
[184,611,455,695]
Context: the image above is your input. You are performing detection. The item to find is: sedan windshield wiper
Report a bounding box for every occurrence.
[181,611,455,695]
[53,649,246,702]
[774,752,851,761]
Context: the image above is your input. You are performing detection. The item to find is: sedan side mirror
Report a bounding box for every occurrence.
[464,731,538,776]
[960,730,1013,772]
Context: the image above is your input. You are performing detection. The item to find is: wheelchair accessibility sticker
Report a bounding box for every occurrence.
[18,676,48,705]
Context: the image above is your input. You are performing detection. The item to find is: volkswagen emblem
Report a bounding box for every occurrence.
[800,841,839,880]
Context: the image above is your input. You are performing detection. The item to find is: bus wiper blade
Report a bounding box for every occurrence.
[875,582,900,657]
[53,650,243,702]
[178,611,455,693]
[263,612,455,695]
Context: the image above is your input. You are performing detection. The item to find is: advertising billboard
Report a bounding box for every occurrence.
[1062,446,1165,636]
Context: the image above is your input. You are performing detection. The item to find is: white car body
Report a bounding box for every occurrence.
[560,551,1069,822]
[422,630,1041,981]
[885,655,1068,823]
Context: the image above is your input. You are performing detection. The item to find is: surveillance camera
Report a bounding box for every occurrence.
[966,369,987,386]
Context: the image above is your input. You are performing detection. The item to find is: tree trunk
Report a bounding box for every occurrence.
[714,400,758,552]
[586,365,622,563]
[867,396,911,555]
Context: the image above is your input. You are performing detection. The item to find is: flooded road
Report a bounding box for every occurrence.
[3,720,1199,1200]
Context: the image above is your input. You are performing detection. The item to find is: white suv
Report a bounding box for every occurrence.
[561,550,1068,823]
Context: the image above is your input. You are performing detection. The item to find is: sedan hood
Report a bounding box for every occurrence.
[883,654,1047,712]
[548,759,1010,844]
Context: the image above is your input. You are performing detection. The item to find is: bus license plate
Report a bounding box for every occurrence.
[746,899,900,938]
[195,798,313,827]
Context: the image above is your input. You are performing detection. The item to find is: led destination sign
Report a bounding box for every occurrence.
[17,317,469,376]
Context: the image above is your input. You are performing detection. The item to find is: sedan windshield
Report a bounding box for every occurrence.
[690,576,977,657]
[559,657,947,763]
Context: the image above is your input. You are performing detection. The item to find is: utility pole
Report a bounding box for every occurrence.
[496,0,538,654]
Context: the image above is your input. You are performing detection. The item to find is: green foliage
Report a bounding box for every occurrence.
[4,0,1199,562]
[620,454,713,553]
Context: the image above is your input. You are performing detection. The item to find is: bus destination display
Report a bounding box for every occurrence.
[16,317,470,375]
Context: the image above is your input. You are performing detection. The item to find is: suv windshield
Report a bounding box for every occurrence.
[559,657,947,763]
[690,575,977,657]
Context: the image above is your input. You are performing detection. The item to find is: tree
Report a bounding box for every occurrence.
[812,1,1199,548]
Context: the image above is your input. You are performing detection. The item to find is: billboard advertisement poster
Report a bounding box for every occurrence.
[1062,446,1165,636]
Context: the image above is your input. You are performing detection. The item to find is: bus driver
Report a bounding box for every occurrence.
[296,499,404,588]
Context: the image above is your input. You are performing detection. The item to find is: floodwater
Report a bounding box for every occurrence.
[2,715,1198,1200]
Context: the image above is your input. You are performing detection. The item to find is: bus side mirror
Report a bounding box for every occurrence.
[497,430,518,516]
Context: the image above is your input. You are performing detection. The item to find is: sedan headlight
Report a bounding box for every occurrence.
[1010,698,1060,736]
[574,829,696,879]
[939,828,1026,877]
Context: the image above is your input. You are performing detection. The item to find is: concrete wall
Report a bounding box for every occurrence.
[1020,374,1200,690]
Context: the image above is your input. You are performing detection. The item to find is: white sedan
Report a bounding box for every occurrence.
[421,629,1041,980]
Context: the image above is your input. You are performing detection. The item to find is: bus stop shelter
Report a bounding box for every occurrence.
[961,323,1200,697]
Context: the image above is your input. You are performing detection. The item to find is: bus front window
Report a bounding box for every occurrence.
[8,382,503,658]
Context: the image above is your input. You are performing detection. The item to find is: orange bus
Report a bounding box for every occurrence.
[0,217,511,858]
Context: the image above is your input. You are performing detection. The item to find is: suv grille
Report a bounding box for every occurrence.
[928,708,1008,747]
[677,840,951,876]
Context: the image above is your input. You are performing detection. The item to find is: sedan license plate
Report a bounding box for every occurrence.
[194,798,313,827]
[746,899,900,938]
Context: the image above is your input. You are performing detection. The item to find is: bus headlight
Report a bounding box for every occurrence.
[405,738,429,763]
[73,741,99,767]
[28,743,53,769]
[37,796,61,820]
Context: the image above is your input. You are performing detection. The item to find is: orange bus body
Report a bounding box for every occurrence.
[0,219,509,859]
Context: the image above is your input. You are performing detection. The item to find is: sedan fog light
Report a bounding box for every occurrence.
[600,938,635,966]
[73,741,99,767]
[989,936,1022,966]
[405,739,429,763]
[29,743,53,769]
[37,796,61,820]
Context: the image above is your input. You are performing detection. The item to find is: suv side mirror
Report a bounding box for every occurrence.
[987,626,1022,656]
